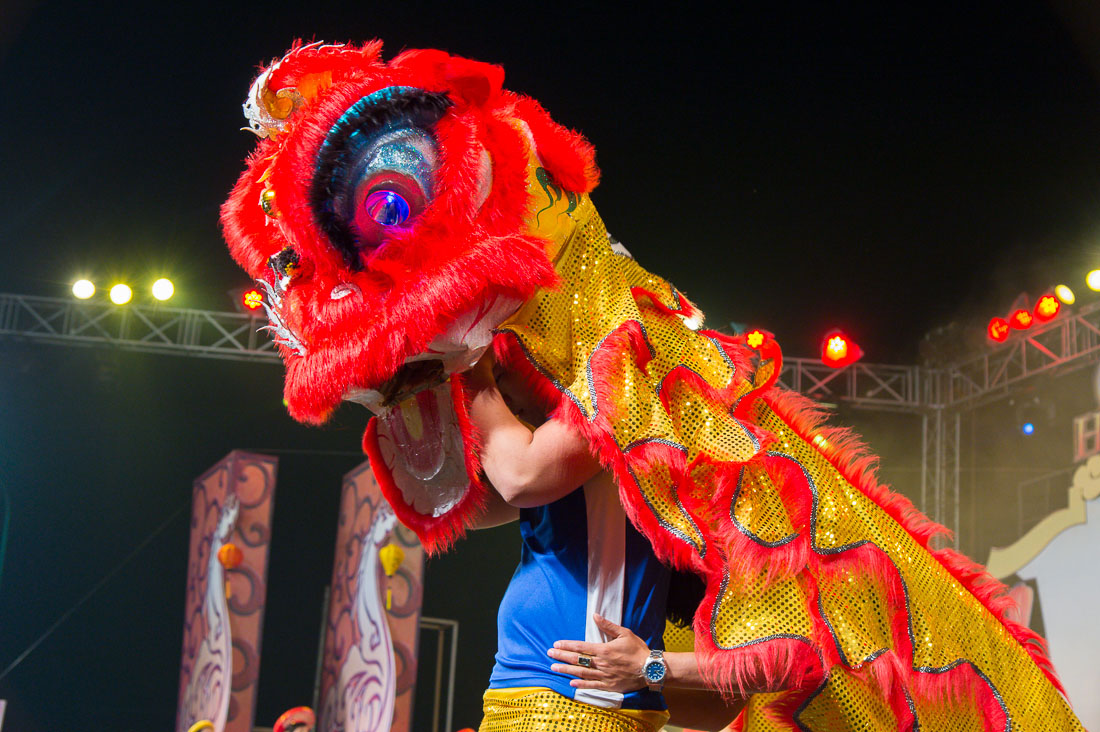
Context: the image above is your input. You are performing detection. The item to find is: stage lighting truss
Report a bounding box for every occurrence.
[0,292,277,363]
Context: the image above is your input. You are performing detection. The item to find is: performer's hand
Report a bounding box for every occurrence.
[547,614,651,693]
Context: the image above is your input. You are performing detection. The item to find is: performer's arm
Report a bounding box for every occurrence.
[467,354,602,507]
[474,486,521,528]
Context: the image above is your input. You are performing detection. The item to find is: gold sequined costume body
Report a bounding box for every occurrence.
[221,43,1083,731]
[491,164,1082,730]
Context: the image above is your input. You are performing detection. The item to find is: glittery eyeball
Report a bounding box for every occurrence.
[259,188,279,218]
[363,189,411,226]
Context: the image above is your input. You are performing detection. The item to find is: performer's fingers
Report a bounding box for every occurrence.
[593,613,628,638]
[552,640,601,655]
[570,678,611,690]
[547,647,589,666]
[550,662,608,680]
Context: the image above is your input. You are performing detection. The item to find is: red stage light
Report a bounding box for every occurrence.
[1035,294,1060,321]
[1009,309,1033,330]
[821,330,863,368]
[745,329,766,349]
[242,288,264,311]
[988,317,1010,342]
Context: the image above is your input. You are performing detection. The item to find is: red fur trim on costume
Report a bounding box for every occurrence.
[814,546,912,663]
[263,40,385,97]
[585,320,655,422]
[764,388,948,546]
[279,234,557,424]
[508,95,599,193]
[707,454,809,587]
[688,562,826,701]
[760,386,1066,696]
[932,547,1064,694]
[699,328,757,379]
[714,329,782,417]
[630,285,700,321]
[912,662,1011,732]
[390,48,505,108]
[657,365,735,416]
[221,138,286,279]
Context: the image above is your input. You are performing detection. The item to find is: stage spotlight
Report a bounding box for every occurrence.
[109,284,132,305]
[1088,270,1100,292]
[151,278,174,301]
[1009,308,1033,330]
[242,288,264,311]
[988,317,1009,343]
[1035,294,1060,322]
[1055,284,1075,305]
[1021,422,1035,436]
[821,330,863,368]
[72,279,95,299]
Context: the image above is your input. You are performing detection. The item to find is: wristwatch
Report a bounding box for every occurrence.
[642,649,667,691]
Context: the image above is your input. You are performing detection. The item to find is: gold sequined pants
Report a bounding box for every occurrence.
[479,688,669,732]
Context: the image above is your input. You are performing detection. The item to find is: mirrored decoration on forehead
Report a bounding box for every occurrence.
[310,86,453,268]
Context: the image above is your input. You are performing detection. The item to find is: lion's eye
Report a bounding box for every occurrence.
[339,128,437,253]
[348,172,428,249]
[364,190,411,226]
[310,86,451,269]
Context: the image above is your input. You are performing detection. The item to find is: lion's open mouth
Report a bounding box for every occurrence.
[370,379,469,517]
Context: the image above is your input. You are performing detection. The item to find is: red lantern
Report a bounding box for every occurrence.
[820,330,863,368]
[1034,295,1060,322]
[987,317,1010,343]
[1009,309,1033,330]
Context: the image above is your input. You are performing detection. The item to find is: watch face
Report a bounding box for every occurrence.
[644,661,665,682]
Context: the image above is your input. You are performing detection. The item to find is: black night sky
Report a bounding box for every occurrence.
[1,1,1099,730]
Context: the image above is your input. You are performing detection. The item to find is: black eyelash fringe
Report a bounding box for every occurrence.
[310,89,453,269]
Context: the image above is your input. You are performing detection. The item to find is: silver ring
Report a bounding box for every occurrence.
[577,653,594,668]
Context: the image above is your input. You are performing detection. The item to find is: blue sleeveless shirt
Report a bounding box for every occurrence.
[488,473,671,710]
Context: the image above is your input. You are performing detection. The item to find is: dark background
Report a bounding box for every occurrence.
[1,1,1099,730]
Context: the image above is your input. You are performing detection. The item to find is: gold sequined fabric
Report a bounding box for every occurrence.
[663,620,695,653]
[479,688,669,732]
[498,194,1084,730]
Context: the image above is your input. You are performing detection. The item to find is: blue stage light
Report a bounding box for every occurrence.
[1021,422,1035,435]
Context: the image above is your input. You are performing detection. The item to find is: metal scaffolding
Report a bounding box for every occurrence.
[933,299,1100,409]
[7,291,1100,547]
[0,292,278,363]
[778,358,922,410]
[921,408,961,537]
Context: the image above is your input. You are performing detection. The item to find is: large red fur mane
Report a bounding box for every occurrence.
[221,41,597,423]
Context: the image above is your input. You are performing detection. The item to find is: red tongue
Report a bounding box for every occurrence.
[379,388,445,480]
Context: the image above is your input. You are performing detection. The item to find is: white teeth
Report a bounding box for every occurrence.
[330,283,361,300]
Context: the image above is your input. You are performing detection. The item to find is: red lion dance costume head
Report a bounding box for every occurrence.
[222,41,1081,730]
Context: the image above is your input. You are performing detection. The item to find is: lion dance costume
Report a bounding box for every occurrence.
[222,41,1082,730]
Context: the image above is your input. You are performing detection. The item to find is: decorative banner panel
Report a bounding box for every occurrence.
[319,462,425,732]
[177,451,277,732]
